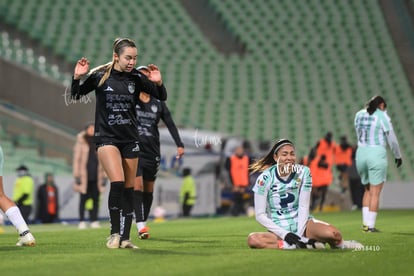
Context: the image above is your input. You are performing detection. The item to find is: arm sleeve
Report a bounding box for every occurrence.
[386,128,402,159]
[156,84,167,101]
[160,103,184,147]
[297,166,312,237]
[296,190,310,237]
[71,75,96,100]
[382,113,402,159]
[254,192,289,239]
[138,73,167,101]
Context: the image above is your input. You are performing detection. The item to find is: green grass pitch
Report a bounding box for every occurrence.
[0,209,413,276]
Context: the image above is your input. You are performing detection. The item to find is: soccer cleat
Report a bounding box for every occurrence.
[106,233,121,249]
[120,240,139,249]
[306,239,326,249]
[16,232,36,247]
[340,240,364,250]
[362,225,380,233]
[90,221,101,229]
[138,226,150,240]
[277,240,296,250]
[78,221,87,230]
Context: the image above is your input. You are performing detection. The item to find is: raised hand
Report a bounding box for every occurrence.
[147,64,162,85]
[74,57,90,80]
[176,147,185,159]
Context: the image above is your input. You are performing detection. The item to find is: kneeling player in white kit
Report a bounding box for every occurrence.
[247,139,362,250]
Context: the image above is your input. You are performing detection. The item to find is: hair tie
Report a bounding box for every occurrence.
[273,139,294,155]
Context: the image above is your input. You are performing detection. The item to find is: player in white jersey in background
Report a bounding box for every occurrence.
[247,139,362,250]
[354,96,402,232]
[0,145,36,246]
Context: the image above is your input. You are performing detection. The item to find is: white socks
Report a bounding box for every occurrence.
[5,206,29,235]
[366,211,377,228]
[362,206,377,228]
[362,207,369,226]
[136,221,146,231]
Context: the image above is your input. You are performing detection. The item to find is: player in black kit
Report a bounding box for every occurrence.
[132,65,184,239]
[71,38,166,249]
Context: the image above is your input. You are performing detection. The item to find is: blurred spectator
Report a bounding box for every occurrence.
[335,136,353,193]
[314,132,336,168]
[309,154,332,212]
[73,123,106,229]
[180,168,197,217]
[13,165,34,223]
[310,132,336,212]
[225,146,253,216]
[299,147,316,166]
[35,173,59,223]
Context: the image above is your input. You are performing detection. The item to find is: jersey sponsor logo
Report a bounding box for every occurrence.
[128,82,135,94]
[276,192,295,216]
[108,114,132,125]
[104,86,114,92]
[151,104,158,113]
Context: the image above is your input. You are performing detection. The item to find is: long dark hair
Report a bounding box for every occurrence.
[250,138,294,173]
[366,95,386,115]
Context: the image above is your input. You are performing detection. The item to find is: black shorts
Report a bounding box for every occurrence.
[136,156,160,181]
[96,141,140,159]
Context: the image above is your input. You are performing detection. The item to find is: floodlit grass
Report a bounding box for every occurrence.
[0,210,413,275]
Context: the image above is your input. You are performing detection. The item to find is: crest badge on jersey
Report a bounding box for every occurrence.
[294,178,302,189]
[128,82,135,94]
[151,104,158,113]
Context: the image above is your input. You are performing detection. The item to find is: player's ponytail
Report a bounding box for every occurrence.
[366,95,386,115]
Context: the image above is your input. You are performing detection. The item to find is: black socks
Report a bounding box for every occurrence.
[120,188,134,241]
[143,192,154,221]
[108,181,124,234]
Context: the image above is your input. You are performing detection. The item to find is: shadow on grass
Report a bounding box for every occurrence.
[149,238,221,244]
[0,246,24,251]
[391,232,414,236]
[133,248,210,256]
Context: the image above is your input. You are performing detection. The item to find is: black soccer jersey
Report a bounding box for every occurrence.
[136,96,184,160]
[71,68,167,144]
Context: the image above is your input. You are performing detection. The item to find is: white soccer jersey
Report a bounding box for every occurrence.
[354,109,392,147]
[252,164,312,237]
